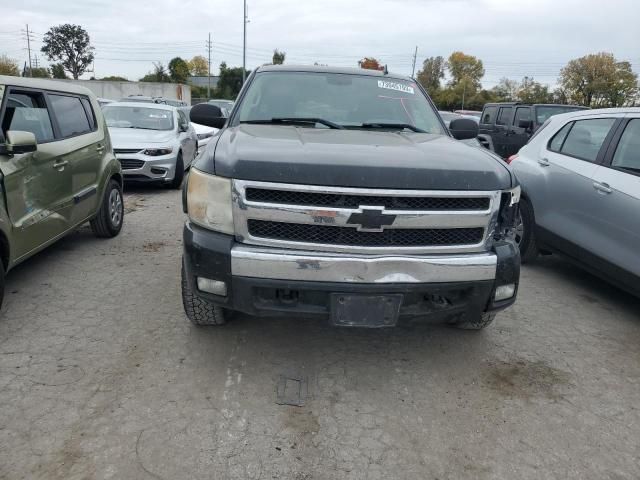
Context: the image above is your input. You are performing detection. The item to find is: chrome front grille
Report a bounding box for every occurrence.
[232,180,501,254]
[244,188,491,211]
[114,148,142,155]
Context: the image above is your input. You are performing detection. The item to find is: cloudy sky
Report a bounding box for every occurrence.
[2,0,639,88]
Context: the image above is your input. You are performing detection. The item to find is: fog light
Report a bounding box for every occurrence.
[494,283,516,302]
[197,277,227,296]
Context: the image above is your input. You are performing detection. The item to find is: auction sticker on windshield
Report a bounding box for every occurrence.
[378,80,415,94]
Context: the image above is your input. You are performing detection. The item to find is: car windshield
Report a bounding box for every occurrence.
[535,106,585,125]
[103,106,174,131]
[236,71,445,134]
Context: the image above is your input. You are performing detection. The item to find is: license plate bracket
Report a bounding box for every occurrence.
[330,294,402,328]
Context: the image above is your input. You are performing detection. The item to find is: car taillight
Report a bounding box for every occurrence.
[506,154,518,164]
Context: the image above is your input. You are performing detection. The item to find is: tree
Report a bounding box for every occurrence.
[416,56,445,95]
[41,24,94,79]
[23,67,51,78]
[215,62,250,99]
[446,51,484,89]
[0,55,20,76]
[272,49,286,65]
[101,75,128,81]
[168,57,190,83]
[518,76,552,104]
[358,57,383,71]
[50,63,67,79]
[189,55,209,76]
[140,62,171,83]
[559,52,638,107]
[491,77,520,102]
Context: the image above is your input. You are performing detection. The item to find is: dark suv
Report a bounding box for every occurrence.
[478,103,587,158]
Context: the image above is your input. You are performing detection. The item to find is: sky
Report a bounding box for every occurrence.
[1,0,639,88]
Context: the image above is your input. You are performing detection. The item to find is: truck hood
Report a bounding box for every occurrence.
[207,124,513,190]
[108,128,176,147]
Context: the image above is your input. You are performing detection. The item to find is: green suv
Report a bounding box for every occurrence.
[0,76,124,308]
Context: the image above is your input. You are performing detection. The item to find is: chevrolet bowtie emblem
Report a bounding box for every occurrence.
[346,207,397,232]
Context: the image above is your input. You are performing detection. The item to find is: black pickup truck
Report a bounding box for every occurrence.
[478,102,588,158]
[181,65,521,330]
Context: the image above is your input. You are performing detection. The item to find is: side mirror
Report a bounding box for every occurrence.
[449,118,479,140]
[6,131,38,154]
[518,119,533,130]
[179,122,189,132]
[190,103,226,129]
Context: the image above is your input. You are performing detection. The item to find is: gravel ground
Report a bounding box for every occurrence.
[1,187,639,480]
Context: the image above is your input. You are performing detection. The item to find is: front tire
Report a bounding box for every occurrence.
[170,152,184,189]
[90,179,124,238]
[0,264,5,311]
[455,312,496,330]
[181,261,226,326]
[516,198,538,263]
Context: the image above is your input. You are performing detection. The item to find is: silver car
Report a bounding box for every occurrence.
[510,107,640,296]
[103,102,198,188]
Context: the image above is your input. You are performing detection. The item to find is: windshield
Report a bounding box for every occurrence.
[103,106,174,131]
[535,106,585,125]
[236,72,445,134]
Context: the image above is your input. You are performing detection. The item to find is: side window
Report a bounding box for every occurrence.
[495,107,513,126]
[514,107,531,126]
[49,94,92,138]
[481,106,497,125]
[177,110,188,129]
[1,90,55,143]
[80,97,96,131]
[548,122,573,152]
[559,118,616,162]
[611,119,640,171]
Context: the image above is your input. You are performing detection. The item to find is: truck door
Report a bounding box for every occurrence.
[493,106,513,158]
[505,106,532,157]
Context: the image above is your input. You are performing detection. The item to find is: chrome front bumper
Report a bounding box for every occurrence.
[231,244,497,284]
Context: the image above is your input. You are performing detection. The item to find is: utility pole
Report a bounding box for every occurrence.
[242,0,247,84]
[24,24,33,77]
[411,46,418,78]
[33,56,39,69]
[206,32,212,99]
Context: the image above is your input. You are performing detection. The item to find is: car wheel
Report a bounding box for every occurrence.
[170,152,184,189]
[516,198,538,263]
[455,312,495,330]
[0,263,5,311]
[90,179,124,238]
[181,260,227,326]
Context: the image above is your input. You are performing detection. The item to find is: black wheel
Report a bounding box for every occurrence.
[0,264,5,311]
[455,312,496,330]
[516,198,538,263]
[181,260,226,326]
[90,179,124,238]
[170,152,184,189]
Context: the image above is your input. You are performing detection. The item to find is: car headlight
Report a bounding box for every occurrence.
[143,147,173,156]
[187,168,234,234]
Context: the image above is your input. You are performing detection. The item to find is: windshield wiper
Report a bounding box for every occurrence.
[360,122,426,133]
[241,117,344,130]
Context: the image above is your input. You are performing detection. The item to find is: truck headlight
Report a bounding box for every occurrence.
[186,168,234,234]
[495,185,521,240]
